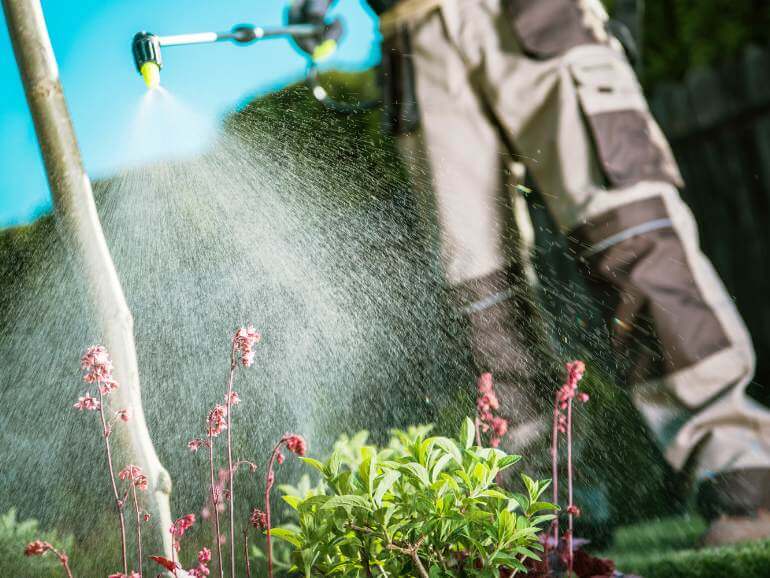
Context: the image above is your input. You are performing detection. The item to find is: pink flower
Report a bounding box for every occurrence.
[225,391,240,406]
[249,508,268,530]
[475,373,510,448]
[134,474,149,491]
[567,504,582,517]
[189,564,210,577]
[275,451,285,465]
[565,360,586,387]
[187,546,212,577]
[143,513,151,522]
[24,540,51,556]
[198,547,212,564]
[115,408,130,422]
[477,372,493,394]
[188,438,205,452]
[233,325,262,367]
[477,392,499,412]
[99,378,119,395]
[73,395,100,411]
[284,434,307,456]
[207,405,228,437]
[119,464,142,481]
[80,345,117,386]
[490,416,508,437]
[170,513,196,538]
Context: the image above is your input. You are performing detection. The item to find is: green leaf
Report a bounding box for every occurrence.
[530,513,557,526]
[326,451,343,478]
[373,469,400,506]
[497,454,522,470]
[358,454,378,496]
[268,527,302,548]
[297,494,330,512]
[498,508,516,542]
[527,501,558,516]
[480,488,509,500]
[460,417,476,449]
[429,436,464,466]
[431,453,455,483]
[509,493,529,512]
[282,495,302,510]
[321,494,372,513]
[399,462,431,488]
[300,457,325,474]
[418,437,437,466]
[512,546,542,561]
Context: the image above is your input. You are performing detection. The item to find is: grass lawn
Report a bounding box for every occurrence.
[601,515,770,577]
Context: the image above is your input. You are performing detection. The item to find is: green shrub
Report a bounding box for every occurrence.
[269,418,556,577]
[0,509,73,577]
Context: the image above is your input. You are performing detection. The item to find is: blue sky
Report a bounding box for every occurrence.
[0,0,380,228]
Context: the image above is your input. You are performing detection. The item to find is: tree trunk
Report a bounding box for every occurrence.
[2,0,173,559]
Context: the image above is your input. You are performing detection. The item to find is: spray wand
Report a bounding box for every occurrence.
[132,18,379,113]
[132,23,326,90]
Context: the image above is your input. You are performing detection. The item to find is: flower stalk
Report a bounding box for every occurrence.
[75,346,129,575]
[208,436,225,578]
[546,360,587,577]
[225,341,238,578]
[264,434,307,578]
[98,389,129,574]
[24,541,73,578]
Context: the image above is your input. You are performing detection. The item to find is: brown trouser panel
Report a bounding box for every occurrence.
[389,0,770,477]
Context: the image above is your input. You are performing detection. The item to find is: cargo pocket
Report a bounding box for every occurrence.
[570,197,730,383]
[381,27,420,136]
[569,50,683,188]
[504,0,607,58]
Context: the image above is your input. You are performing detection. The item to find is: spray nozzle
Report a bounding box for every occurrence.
[132,32,162,89]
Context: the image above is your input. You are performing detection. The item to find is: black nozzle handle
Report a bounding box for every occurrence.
[132,31,162,72]
[227,23,324,44]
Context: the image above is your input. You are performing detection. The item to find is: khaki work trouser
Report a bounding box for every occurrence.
[387,0,770,478]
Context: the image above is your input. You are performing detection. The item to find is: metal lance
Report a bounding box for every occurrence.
[2,0,174,561]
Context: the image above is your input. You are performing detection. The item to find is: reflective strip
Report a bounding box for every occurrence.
[462,288,514,315]
[581,218,673,259]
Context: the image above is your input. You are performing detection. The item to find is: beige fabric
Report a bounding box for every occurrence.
[400,0,770,477]
[379,0,446,37]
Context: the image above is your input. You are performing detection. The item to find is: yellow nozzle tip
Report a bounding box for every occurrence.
[312,39,337,62]
[140,61,161,90]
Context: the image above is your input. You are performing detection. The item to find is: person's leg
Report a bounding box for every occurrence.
[389,8,551,449]
[449,0,770,541]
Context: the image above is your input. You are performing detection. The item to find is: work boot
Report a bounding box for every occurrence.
[452,268,553,456]
[697,468,770,546]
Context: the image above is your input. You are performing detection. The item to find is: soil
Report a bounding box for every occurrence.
[500,539,642,578]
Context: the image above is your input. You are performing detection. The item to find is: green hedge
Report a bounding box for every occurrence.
[603,515,770,578]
